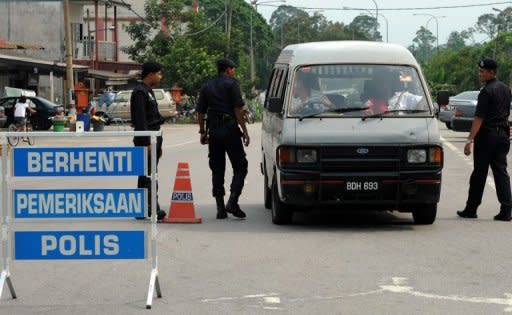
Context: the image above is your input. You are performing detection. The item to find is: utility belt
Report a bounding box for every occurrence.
[207,111,236,128]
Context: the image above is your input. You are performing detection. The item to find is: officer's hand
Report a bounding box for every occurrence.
[464,143,472,156]
[243,132,250,147]
[200,133,208,145]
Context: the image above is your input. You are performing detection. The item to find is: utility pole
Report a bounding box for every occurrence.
[62,0,74,112]
[226,0,233,58]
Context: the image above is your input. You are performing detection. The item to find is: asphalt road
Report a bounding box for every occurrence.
[2,122,512,315]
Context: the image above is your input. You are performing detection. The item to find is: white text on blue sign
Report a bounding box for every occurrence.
[13,189,146,219]
[12,147,145,177]
[14,231,146,260]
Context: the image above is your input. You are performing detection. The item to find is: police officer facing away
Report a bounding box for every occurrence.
[131,61,167,220]
[457,58,512,221]
[196,58,250,219]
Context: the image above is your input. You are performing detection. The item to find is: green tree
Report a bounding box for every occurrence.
[123,0,273,95]
[409,26,436,63]
[446,31,471,51]
[349,15,381,41]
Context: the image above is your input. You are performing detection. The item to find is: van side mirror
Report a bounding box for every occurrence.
[268,97,283,113]
[436,90,450,107]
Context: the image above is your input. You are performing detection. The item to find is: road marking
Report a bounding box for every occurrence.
[380,277,512,312]
[202,278,512,312]
[441,136,496,192]
[164,140,197,148]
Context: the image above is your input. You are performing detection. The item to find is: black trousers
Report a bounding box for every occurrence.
[207,124,248,198]
[135,136,163,214]
[466,127,512,212]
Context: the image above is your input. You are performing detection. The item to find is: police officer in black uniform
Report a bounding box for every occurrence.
[196,58,250,219]
[457,58,512,221]
[130,61,167,220]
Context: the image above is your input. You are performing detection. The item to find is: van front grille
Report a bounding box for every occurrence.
[320,146,401,172]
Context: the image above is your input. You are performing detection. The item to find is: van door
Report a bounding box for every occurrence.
[262,65,288,180]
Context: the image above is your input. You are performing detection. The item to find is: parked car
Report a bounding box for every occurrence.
[450,90,512,132]
[0,106,6,128]
[439,91,479,129]
[0,96,64,130]
[97,88,177,122]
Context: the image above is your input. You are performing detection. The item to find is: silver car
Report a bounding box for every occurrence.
[99,88,177,121]
[439,91,479,129]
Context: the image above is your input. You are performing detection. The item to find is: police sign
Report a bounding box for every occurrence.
[14,231,146,260]
[12,147,146,177]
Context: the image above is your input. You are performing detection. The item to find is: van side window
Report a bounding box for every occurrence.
[266,67,288,108]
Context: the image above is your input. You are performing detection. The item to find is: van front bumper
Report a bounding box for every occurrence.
[279,171,441,211]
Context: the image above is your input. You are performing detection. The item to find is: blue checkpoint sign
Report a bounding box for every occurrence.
[14,230,146,260]
[12,147,146,177]
[13,189,146,219]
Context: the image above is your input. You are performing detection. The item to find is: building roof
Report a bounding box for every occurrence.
[0,52,88,74]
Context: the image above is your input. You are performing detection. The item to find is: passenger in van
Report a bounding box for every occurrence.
[290,70,332,114]
[363,70,427,114]
[361,70,394,114]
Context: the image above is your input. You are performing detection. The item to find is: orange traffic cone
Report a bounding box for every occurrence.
[163,162,202,223]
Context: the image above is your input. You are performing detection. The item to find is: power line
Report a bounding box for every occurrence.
[260,1,512,12]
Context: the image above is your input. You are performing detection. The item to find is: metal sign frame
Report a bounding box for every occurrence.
[0,130,162,309]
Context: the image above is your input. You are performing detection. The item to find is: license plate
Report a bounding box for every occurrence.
[346,181,379,191]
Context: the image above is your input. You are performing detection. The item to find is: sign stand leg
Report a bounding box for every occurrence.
[146,134,162,309]
[146,268,162,309]
[0,269,16,300]
[1,137,16,301]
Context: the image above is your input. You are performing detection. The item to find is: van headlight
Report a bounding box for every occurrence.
[297,149,317,163]
[278,147,318,167]
[407,149,427,163]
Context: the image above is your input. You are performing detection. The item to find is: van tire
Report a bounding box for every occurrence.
[271,178,293,225]
[445,122,452,129]
[263,168,272,209]
[412,204,437,225]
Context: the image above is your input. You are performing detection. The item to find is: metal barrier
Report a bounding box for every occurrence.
[0,130,162,309]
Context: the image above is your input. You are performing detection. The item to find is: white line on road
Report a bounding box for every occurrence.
[164,140,197,148]
[380,277,512,312]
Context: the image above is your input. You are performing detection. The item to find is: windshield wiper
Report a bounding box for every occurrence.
[298,106,369,121]
[362,109,430,121]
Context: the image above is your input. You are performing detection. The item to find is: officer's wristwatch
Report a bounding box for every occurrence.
[466,138,473,144]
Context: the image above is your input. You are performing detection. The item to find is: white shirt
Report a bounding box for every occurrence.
[14,101,30,118]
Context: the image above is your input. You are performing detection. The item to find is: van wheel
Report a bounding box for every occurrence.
[412,204,437,225]
[445,122,452,129]
[264,170,271,209]
[271,178,293,225]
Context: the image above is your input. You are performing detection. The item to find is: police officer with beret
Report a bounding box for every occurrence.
[457,58,512,221]
[131,61,167,221]
[196,58,250,219]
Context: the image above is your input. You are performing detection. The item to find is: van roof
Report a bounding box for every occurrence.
[275,41,419,67]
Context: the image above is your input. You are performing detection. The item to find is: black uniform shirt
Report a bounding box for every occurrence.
[475,78,511,128]
[196,74,244,117]
[130,83,163,146]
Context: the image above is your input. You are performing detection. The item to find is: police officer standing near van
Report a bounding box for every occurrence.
[457,58,512,221]
[131,61,167,221]
[196,58,250,219]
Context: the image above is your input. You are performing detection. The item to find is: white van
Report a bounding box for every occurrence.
[102,88,177,121]
[261,41,443,225]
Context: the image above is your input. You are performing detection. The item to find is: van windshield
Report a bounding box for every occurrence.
[288,64,432,119]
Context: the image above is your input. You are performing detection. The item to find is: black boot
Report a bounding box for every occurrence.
[216,196,227,219]
[494,208,511,221]
[225,194,246,218]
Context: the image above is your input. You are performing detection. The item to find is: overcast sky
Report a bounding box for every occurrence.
[246,0,511,47]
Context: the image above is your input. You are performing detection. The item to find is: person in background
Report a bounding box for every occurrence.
[14,96,36,133]
[196,58,250,220]
[130,61,167,221]
[457,58,512,221]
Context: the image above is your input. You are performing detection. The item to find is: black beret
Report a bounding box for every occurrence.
[478,58,498,70]
[141,61,162,78]
[216,58,236,68]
